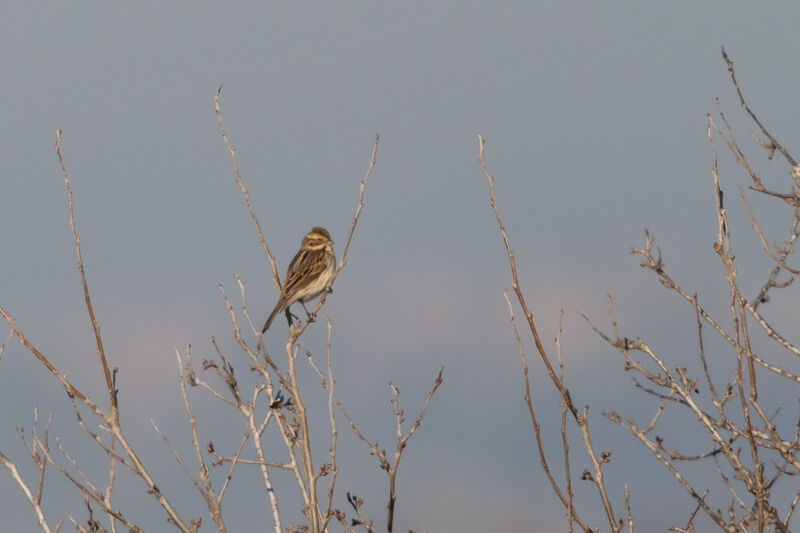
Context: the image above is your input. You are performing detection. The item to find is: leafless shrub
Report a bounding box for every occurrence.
[481,48,799,532]
[0,88,443,533]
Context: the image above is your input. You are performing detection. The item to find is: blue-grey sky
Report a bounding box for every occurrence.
[2,2,799,532]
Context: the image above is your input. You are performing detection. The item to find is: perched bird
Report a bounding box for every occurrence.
[262,227,336,332]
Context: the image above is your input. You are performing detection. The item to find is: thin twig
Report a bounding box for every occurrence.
[721,47,796,167]
[556,309,578,533]
[175,347,228,532]
[218,429,249,502]
[503,293,589,532]
[54,130,117,415]
[740,188,800,275]
[321,318,339,533]
[386,367,444,533]
[214,86,281,292]
[0,449,53,533]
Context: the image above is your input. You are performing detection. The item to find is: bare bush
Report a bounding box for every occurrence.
[0,89,443,533]
[480,48,799,533]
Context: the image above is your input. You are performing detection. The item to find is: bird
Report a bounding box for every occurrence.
[262,226,336,332]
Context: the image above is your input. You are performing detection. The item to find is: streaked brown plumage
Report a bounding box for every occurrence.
[262,227,335,332]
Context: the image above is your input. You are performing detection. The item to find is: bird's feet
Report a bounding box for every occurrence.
[300,302,315,323]
[284,307,299,326]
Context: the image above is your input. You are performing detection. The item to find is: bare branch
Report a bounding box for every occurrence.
[54,130,117,415]
[0,449,54,533]
[0,306,102,417]
[503,293,589,532]
[321,318,339,533]
[480,134,619,531]
[214,86,281,293]
[721,47,796,167]
[740,187,800,275]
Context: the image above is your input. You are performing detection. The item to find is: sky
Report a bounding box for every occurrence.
[1,2,799,532]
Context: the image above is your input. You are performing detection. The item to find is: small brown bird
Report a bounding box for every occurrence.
[262,227,336,332]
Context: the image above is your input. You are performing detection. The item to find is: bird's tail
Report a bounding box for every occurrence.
[262,302,283,333]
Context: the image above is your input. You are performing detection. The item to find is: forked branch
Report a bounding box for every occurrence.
[478,134,620,531]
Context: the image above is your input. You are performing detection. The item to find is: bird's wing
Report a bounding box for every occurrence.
[283,248,328,297]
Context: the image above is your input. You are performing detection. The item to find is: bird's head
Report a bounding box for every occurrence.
[302,226,333,250]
